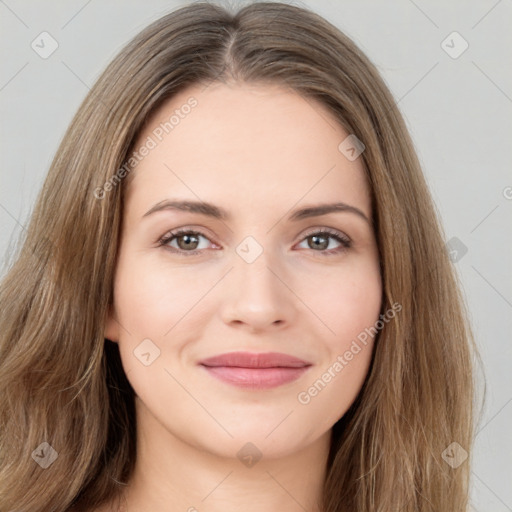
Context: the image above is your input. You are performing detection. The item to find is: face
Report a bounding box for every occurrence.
[105,82,382,460]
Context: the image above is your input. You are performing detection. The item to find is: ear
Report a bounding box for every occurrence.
[104,304,120,342]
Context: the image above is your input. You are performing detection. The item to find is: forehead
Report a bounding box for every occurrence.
[125,82,371,218]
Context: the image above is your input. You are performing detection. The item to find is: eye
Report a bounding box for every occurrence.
[295,228,351,255]
[158,229,216,255]
[157,227,351,256]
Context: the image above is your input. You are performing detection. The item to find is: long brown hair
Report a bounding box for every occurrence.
[0,2,484,511]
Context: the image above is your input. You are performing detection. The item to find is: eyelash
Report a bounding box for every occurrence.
[157,227,352,257]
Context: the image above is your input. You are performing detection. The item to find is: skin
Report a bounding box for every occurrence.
[103,81,382,512]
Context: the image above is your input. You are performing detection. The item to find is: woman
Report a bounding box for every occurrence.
[0,2,482,511]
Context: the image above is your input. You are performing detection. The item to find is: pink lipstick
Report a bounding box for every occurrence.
[199,351,312,389]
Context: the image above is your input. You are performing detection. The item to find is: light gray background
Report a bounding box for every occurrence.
[0,1,511,510]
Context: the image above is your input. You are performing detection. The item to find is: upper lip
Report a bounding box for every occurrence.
[199,351,312,369]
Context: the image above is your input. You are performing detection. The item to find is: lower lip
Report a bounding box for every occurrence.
[200,365,310,389]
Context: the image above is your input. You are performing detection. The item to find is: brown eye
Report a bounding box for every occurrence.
[307,234,330,250]
[175,233,200,250]
[158,229,213,254]
[296,229,351,255]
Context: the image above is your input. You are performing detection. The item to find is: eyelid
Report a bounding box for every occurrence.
[299,226,351,242]
[157,227,219,252]
[156,224,217,242]
[295,226,352,255]
[157,225,351,255]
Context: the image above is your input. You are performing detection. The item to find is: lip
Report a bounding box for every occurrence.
[199,351,312,390]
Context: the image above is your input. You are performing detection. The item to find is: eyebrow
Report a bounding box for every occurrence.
[142,199,370,224]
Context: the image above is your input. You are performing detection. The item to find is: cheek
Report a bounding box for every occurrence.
[109,243,383,450]
[113,251,208,335]
[294,256,381,424]
[304,254,382,349]
[111,249,223,384]
[114,245,382,364]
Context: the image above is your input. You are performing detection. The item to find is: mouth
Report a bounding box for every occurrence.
[199,351,312,389]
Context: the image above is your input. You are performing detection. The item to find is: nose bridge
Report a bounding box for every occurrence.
[233,235,282,300]
[219,235,295,329]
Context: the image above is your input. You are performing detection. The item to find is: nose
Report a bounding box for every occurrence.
[219,247,297,333]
